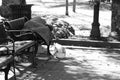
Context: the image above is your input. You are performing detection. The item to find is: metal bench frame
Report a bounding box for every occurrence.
[0,23,16,80]
[0,17,38,80]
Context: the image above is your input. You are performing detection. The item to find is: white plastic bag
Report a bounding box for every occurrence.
[50,43,66,59]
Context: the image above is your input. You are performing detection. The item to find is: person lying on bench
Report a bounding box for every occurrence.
[24,17,57,60]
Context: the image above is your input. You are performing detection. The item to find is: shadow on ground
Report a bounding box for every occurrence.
[8,46,120,80]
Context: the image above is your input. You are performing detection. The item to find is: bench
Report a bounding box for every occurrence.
[0,54,14,80]
[5,17,53,59]
[0,41,37,80]
[7,40,37,66]
[4,17,39,65]
[4,17,38,55]
[0,23,16,80]
[0,17,38,80]
[4,17,28,30]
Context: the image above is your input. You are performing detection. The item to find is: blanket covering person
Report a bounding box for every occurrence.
[24,17,52,46]
[22,16,60,61]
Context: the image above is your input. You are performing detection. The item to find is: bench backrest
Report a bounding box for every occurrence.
[4,17,28,30]
[0,23,8,44]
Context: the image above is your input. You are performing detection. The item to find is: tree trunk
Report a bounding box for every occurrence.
[73,0,76,12]
[109,0,120,40]
[111,0,120,31]
[65,0,69,16]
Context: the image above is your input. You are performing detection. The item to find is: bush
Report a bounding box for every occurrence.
[51,19,75,39]
[38,16,75,39]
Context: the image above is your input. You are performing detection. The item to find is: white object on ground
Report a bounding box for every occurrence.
[50,43,66,59]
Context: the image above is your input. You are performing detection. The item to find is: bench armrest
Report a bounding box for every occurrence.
[7,30,37,41]
[7,30,33,33]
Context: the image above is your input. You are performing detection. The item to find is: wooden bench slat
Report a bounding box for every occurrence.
[0,55,13,68]
[0,40,36,53]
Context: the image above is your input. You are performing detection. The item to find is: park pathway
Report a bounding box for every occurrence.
[7,46,120,80]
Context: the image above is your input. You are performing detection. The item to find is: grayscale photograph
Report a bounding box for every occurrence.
[0,0,120,80]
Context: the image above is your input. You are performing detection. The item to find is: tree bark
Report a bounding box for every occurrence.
[109,0,120,40]
[73,0,76,12]
[65,0,69,16]
[111,0,120,31]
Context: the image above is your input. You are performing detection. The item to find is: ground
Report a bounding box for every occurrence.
[6,46,120,80]
[1,0,119,80]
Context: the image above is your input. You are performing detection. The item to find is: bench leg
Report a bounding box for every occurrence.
[28,42,38,68]
[32,43,38,67]
[4,63,11,80]
[12,60,16,80]
[34,42,38,55]
[4,62,16,80]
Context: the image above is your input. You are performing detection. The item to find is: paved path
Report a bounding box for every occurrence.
[2,46,118,80]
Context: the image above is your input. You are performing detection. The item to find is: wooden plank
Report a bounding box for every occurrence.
[0,40,36,68]
[0,55,13,68]
[0,40,36,54]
